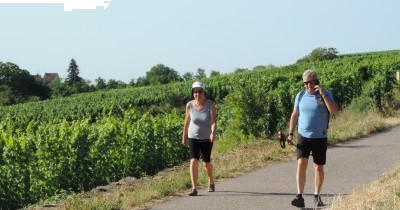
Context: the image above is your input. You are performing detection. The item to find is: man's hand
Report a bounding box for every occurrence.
[314,84,325,94]
[286,133,294,145]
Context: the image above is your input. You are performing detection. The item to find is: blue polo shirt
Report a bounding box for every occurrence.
[294,90,334,138]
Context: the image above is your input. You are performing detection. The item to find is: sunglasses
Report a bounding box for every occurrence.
[193,90,203,94]
[303,80,318,86]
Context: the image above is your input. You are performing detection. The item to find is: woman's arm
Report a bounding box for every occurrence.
[182,102,191,147]
[210,101,217,143]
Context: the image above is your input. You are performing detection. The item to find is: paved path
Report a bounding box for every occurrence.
[150,126,400,210]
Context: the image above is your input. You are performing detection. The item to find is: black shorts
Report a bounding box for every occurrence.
[296,135,327,165]
[188,138,213,163]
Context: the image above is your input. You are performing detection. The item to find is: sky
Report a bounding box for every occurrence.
[0,0,399,83]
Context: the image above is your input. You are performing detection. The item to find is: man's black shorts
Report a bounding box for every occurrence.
[188,138,213,163]
[296,135,327,165]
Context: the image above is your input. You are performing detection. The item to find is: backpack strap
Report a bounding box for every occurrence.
[298,90,306,104]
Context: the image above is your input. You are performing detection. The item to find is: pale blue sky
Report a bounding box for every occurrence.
[0,0,399,83]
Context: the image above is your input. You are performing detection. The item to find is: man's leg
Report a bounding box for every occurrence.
[292,157,308,207]
[314,163,324,194]
[312,138,327,206]
[313,163,325,206]
[297,157,308,194]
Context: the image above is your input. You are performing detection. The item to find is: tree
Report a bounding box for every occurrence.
[234,68,248,74]
[195,68,206,80]
[253,64,275,71]
[210,70,221,77]
[136,76,150,87]
[182,72,194,81]
[95,77,107,90]
[65,58,82,85]
[107,79,126,89]
[146,64,181,85]
[297,47,339,63]
[129,78,136,87]
[0,62,50,105]
[48,76,68,97]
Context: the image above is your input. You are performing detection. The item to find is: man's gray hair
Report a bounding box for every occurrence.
[302,69,319,81]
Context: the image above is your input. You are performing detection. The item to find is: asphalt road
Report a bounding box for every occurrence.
[149,126,400,210]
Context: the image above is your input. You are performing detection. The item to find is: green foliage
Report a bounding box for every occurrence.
[146,64,181,85]
[0,109,187,209]
[345,96,374,113]
[195,68,207,80]
[65,58,82,85]
[297,47,338,63]
[364,69,397,114]
[106,79,126,89]
[210,70,221,78]
[0,62,51,105]
[182,72,194,81]
[95,77,107,90]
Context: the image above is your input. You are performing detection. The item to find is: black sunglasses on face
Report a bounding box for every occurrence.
[303,80,318,86]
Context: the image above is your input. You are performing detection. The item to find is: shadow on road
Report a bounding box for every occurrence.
[208,191,345,197]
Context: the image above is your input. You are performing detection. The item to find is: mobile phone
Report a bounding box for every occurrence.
[314,80,320,93]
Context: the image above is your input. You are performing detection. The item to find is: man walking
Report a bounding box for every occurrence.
[287,69,339,207]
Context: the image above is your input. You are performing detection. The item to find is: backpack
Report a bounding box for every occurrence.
[298,90,330,129]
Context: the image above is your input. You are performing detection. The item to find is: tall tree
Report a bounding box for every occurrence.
[65,58,82,85]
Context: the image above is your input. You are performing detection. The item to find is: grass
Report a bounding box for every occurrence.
[27,109,400,210]
[328,163,400,210]
[328,109,400,144]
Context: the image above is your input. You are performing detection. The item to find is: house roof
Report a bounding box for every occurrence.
[42,73,59,83]
[33,73,59,83]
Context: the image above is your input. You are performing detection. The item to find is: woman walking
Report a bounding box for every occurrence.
[182,81,217,196]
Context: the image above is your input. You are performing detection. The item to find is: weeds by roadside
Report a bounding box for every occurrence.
[328,163,400,210]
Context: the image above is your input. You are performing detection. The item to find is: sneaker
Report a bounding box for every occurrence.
[208,183,215,192]
[314,195,325,207]
[188,189,198,196]
[291,194,305,207]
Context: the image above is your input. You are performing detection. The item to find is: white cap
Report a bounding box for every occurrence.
[192,81,206,93]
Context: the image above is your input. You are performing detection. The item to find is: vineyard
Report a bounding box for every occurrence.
[1,50,400,209]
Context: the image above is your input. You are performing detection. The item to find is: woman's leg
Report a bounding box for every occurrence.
[190,158,199,189]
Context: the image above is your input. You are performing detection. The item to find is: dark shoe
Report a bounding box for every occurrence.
[208,183,215,192]
[314,195,325,207]
[188,189,198,196]
[291,195,305,207]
